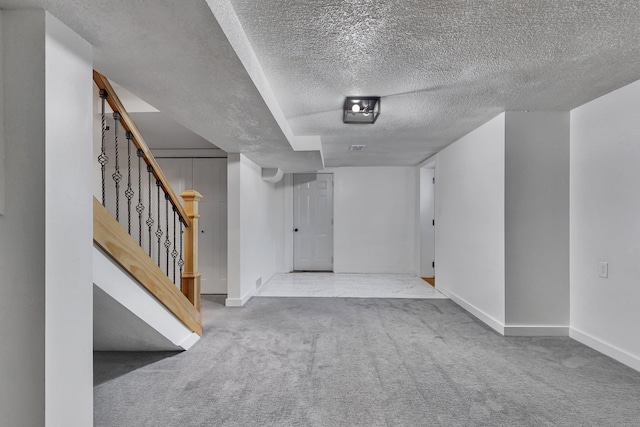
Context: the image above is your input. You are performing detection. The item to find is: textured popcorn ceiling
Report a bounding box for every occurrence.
[0,0,323,172]
[3,1,640,168]
[229,0,640,166]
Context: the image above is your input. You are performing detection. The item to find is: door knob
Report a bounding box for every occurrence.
[294,228,299,232]
[201,230,204,234]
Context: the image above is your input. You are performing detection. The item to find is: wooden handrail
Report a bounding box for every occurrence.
[93,70,191,228]
[94,197,202,335]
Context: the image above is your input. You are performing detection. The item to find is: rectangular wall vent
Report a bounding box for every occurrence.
[349,145,367,152]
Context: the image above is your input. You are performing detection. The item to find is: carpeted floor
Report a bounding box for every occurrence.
[94,295,640,426]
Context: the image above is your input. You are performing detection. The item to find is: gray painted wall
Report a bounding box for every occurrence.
[0,10,46,426]
[505,112,570,329]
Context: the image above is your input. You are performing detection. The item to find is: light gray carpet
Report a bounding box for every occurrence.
[94,296,640,426]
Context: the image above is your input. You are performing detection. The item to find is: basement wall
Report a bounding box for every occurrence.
[227,153,285,306]
[331,167,418,274]
[504,112,570,334]
[570,79,640,371]
[0,10,93,426]
[434,113,506,330]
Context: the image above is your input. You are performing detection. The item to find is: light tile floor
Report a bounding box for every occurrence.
[256,273,447,299]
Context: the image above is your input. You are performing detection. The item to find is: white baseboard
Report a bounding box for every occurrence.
[504,326,569,337]
[570,327,640,373]
[437,288,505,335]
[225,287,256,307]
[178,333,201,350]
[225,273,278,307]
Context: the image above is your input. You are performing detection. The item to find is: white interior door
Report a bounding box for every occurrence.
[293,173,333,271]
[156,157,228,294]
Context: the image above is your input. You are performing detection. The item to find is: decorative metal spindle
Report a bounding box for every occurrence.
[112,112,122,222]
[136,150,145,246]
[164,194,171,276]
[178,217,185,281]
[171,206,179,285]
[125,132,134,234]
[146,166,154,257]
[98,90,109,206]
[156,180,163,267]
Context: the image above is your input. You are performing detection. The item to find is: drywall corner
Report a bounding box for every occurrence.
[504,111,570,328]
[226,153,241,303]
[435,113,506,326]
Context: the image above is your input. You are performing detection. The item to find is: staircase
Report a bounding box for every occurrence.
[92,71,203,351]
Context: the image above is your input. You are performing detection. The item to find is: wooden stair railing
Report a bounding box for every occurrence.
[94,198,202,335]
[93,70,202,332]
[93,70,190,225]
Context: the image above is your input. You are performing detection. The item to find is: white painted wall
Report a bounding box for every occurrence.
[329,167,418,274]
[419,167,435,277]
[227,154,286,306]
[570,79,640,371]
[227,153,242,303]
[45,13,94,426]
[0,10,93,426]
[0,11,46,426]
[282,167,419,274]
[504,112,570,333]
[93,245,199,351]
[435,114,506,330]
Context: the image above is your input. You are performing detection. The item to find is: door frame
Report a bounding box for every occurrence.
[418,159,436,281]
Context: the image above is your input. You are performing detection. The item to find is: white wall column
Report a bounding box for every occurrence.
[226,153,286,306]
[226,153,242,304]
[0,10,93,426]
[434,112,570,336]
[504,112,570,335]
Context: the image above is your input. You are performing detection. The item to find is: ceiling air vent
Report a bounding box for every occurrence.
[349,145,367,152]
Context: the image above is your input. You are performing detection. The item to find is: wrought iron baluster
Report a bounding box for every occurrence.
[178,217,184,283]
[136,150,145,246]
[156,180,163,267]
[172,206,179,285]
[98,90,109,206]
[125,132,134,234]
[164,194,171,277]
[146,166,154,257]
[112,112,122,221]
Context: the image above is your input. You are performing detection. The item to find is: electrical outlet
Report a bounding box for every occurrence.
[599,262,608,278]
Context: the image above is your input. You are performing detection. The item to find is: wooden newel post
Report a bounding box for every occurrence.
[180,190,203,311]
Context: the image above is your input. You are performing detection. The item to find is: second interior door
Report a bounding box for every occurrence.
[293,173,333,271]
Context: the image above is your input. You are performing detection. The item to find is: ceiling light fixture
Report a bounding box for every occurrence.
[343,96,380,124]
